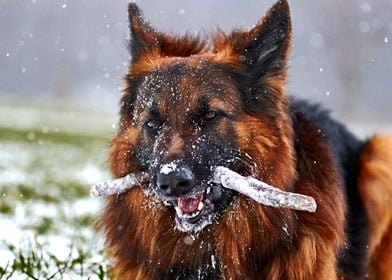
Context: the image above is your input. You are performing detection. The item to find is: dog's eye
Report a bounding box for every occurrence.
[190,110,220,127]
[203,111,218,122]
[145,119,161,129]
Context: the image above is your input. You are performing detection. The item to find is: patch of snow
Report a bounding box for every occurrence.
[80,165,104,185]
[282,223,290,237]
[160,162,179,175]
[71,198,100,216]
[0,218,34,248]
[0,248,14,268]
[211,254,216,269]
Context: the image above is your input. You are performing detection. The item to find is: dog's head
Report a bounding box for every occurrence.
[109,0,296,233]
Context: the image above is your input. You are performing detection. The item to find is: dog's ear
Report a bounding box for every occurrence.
[127,3,157,59]
[215,0,291,83]
[128,3,205,61]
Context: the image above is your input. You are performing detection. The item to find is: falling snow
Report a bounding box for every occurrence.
[360,2,372,13]
[1,0,392,277]
[178,8,186,15]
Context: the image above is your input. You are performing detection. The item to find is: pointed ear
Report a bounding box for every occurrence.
[128,3,205,61]
[128,3,159,59]
[215,0,292,82]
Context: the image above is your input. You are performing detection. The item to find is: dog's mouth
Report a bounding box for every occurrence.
[153,162,249,232]
[167,184,228,232]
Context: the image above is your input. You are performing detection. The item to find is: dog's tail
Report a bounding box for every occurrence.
[359,135,392,279]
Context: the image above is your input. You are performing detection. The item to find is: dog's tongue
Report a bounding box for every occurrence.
[178,193,203,214]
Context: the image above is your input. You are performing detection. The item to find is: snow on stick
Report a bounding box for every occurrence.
[213,166,317,213]
[90,172,148,197]
[90,167,316,213]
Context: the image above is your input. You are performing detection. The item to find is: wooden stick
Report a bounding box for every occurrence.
[213,166,317,213]
[90,167,317,213]
[90,172,149,197]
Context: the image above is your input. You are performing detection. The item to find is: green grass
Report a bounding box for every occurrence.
[0,125,112,279]
[0,127,107,145]
[1,243,108,280]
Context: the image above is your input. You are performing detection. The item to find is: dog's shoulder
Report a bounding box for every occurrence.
[290,98,363,172]
[290,98,370,278]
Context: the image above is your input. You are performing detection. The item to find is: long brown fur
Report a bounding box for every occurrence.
[101,1,392,279]
[359,135,392,279]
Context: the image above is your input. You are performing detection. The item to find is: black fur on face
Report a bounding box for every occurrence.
[120,58,261,232]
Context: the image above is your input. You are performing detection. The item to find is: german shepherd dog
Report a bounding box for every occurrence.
[103,1,392,279]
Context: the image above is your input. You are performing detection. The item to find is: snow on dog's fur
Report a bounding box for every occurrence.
[101,1,392,279]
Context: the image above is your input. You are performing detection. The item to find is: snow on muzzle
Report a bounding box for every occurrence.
[90,167,317,213]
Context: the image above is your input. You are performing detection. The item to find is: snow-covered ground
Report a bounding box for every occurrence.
[0,105,114,279]
[0,104,390,278]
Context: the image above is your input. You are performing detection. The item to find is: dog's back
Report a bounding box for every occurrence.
[292,99,392,279]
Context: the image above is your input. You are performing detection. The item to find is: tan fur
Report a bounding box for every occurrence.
[105,109,347,279]
[109,124,140,178]
[359,135,392,279]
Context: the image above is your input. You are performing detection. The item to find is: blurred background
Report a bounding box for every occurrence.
[0,0,391,278]
[1,0,391,131]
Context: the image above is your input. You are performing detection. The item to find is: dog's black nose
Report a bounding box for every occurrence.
[157,163,194,196]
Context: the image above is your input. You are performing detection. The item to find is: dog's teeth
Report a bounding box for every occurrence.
[181,211,201,219]
[198,201,204,211]
[163,201,171,206]
[185,211,200,219]
[175,206,183,217]
[206,187,211,195]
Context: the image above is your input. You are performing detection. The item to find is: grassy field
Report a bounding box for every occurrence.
[0,104,390,280]
[0,110,114,279]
